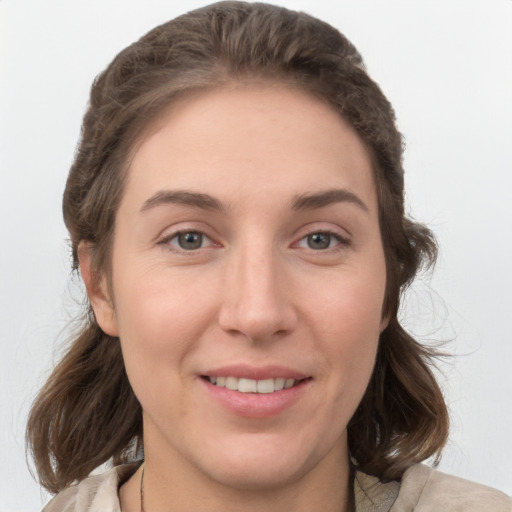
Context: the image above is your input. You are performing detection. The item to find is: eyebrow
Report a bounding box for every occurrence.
[140,190,226,213]
[140,188,368,214]
[291,189,369,213]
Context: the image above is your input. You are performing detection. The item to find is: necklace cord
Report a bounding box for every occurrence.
[140,464,145,512]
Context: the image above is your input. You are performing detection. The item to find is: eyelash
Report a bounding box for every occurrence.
[294,230,350,252]
[158,228,350,254]
[159,230,217,252]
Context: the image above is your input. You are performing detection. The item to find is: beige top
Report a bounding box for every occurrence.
[42,463,511,512]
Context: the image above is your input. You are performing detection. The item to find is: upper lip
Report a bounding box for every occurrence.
[201,364,309,381]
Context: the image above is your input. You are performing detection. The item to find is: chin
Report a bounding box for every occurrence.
[191,433,334,491]
[202,457,309,491]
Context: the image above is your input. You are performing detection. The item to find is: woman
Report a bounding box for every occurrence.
[26,2,511,511]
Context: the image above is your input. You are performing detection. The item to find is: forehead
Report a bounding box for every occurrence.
[123,84,377,213]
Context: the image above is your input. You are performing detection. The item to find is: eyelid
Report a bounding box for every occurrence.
[164,231,211,248]
[291,224,352,248]
[157,224,221,252]
[155,222,351,253]
[296,231,350,250]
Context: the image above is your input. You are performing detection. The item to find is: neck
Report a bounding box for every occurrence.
[121,440,353,512]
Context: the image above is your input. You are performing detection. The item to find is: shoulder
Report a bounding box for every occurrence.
[391,464,512,512]
[42,464,139,512]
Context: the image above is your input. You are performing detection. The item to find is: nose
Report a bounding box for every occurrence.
[218,240,298,343]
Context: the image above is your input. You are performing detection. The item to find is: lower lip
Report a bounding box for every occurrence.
[201,378,311,418]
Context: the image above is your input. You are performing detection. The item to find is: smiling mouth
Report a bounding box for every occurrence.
[202,376,310,394]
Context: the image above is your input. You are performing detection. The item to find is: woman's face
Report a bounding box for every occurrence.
[92,85,387,489]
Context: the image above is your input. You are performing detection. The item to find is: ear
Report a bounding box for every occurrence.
[78,242,119,337]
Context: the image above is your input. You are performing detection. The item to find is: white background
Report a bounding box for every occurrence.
[1,1,511,510]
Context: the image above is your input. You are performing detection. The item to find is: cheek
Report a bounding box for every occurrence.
[112,266,218,401]
[325,299,381,386]
[114,264,214,346]
[306,265,386,339]
[304,267,385,395]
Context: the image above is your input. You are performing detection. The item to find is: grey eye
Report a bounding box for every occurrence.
[307,233,332,250]
[177,232,203,250]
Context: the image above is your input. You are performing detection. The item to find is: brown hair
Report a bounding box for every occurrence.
[27,1,449,494]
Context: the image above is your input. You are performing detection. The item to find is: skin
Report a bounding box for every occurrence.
[81,84,388,512]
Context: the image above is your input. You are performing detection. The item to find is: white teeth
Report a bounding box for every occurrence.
[238,378,257,393]
[225,376,238,390]
[284,378,295,389]
[208,376,301,393]
[274,377,285,391]
[257,378,275,394]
